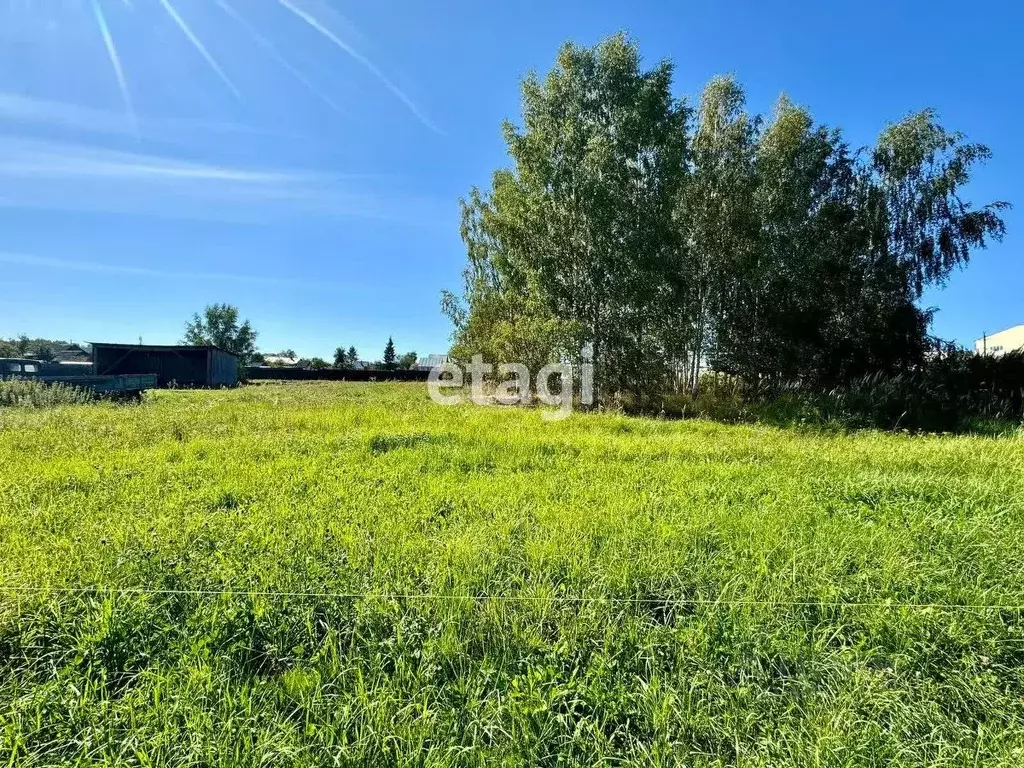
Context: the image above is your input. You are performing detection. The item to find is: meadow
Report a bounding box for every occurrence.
[1,382,1023,766]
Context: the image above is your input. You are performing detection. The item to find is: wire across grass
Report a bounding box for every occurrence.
[1,382,1022,766]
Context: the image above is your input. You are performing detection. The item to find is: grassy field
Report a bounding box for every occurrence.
[1,382,1023,766]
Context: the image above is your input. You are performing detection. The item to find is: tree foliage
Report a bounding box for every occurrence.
[33,343,56,363]
[182,304,260,367]
[446,35,1009,401]
[0,336,71,359]
[333,347,360,368]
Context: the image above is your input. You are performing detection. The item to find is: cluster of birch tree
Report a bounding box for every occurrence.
[443,35,1008,402]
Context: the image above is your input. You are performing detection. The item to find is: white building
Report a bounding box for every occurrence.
[416,354,450,371]
[975,324,1024,357]
[260,355,301,367]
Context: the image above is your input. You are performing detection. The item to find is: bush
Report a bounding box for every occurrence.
[0,378,94,408]
[654,375,747,422]
[641,351,1024,434]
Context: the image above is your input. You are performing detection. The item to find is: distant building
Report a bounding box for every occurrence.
[416,354,450,371]
[975,325,1024,357]
[53,344,92,364]
[260,355,301,367]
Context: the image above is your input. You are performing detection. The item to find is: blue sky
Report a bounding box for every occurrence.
[0,0,1020,360]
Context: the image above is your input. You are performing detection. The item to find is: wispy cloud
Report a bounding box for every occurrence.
[0,137,308,183]
[0,92,298,144]
[0,137,446,227]
[0,251,328,286]
[0,93,137,137]
[275,0,441,134]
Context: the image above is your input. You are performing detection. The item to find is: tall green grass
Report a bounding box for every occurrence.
[653,371,1023,434]
[0,378,93,408]
[1,382,1022,765]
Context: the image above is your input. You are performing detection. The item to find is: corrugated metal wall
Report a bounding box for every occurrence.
[210,349,239,387]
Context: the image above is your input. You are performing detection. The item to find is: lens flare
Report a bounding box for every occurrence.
[214,0,344,114]
[90,0,136,134]
[157,0,242,100]
[275,0,439,133]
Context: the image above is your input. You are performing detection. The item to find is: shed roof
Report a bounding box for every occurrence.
[90,343,238,358]
[53,346,92,363]
[417,354,451,369]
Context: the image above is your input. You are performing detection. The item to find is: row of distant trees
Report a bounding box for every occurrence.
[0,336,74,362]
[443,34,1010,407]
[4,307,421,374]
[183,304,418,371]
[327,338,417,370]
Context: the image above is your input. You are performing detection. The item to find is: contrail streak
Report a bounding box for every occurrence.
[214,0,344,114]
[157,0,242,100]
[90,0,137,135]
[0,251,333,288]
[275,0,440,134]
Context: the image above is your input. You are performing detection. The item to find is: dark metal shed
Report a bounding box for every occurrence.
[91,344,238,388]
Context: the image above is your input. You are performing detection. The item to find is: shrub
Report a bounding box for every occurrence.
[643,351,1024,434]
[0,378,94,408]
